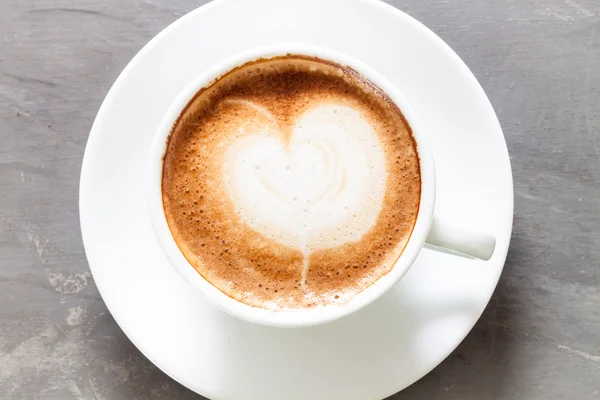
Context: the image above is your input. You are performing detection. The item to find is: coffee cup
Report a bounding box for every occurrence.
[147,44,496,327]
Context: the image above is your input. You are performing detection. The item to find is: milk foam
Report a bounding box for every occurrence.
[162,55,421,310]
[222,102,387,281]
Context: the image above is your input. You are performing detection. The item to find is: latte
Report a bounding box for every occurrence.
[162,55,420,309]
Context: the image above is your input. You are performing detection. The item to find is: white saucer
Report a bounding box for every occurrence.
[80,0,513,398]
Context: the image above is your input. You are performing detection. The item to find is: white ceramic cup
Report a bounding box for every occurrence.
[147,44,496,328]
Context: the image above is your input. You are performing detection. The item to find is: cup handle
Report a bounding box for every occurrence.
[425,216,496,260]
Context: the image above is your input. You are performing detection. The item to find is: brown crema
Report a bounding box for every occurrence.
[162,55,421,309]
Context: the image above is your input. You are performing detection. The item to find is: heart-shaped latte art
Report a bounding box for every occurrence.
[222,100,387,278]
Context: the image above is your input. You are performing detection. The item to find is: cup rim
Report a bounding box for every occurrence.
[147,43,436,327]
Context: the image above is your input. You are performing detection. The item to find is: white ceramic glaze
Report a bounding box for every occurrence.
[80,0,513,398]
[147,44,495,327]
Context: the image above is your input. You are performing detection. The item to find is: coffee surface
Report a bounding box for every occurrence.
[162,55,420,309]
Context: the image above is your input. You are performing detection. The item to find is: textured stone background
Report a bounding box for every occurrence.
[1,0,599,398]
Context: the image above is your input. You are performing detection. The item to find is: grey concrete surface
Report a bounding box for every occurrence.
[1,0,599,398]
